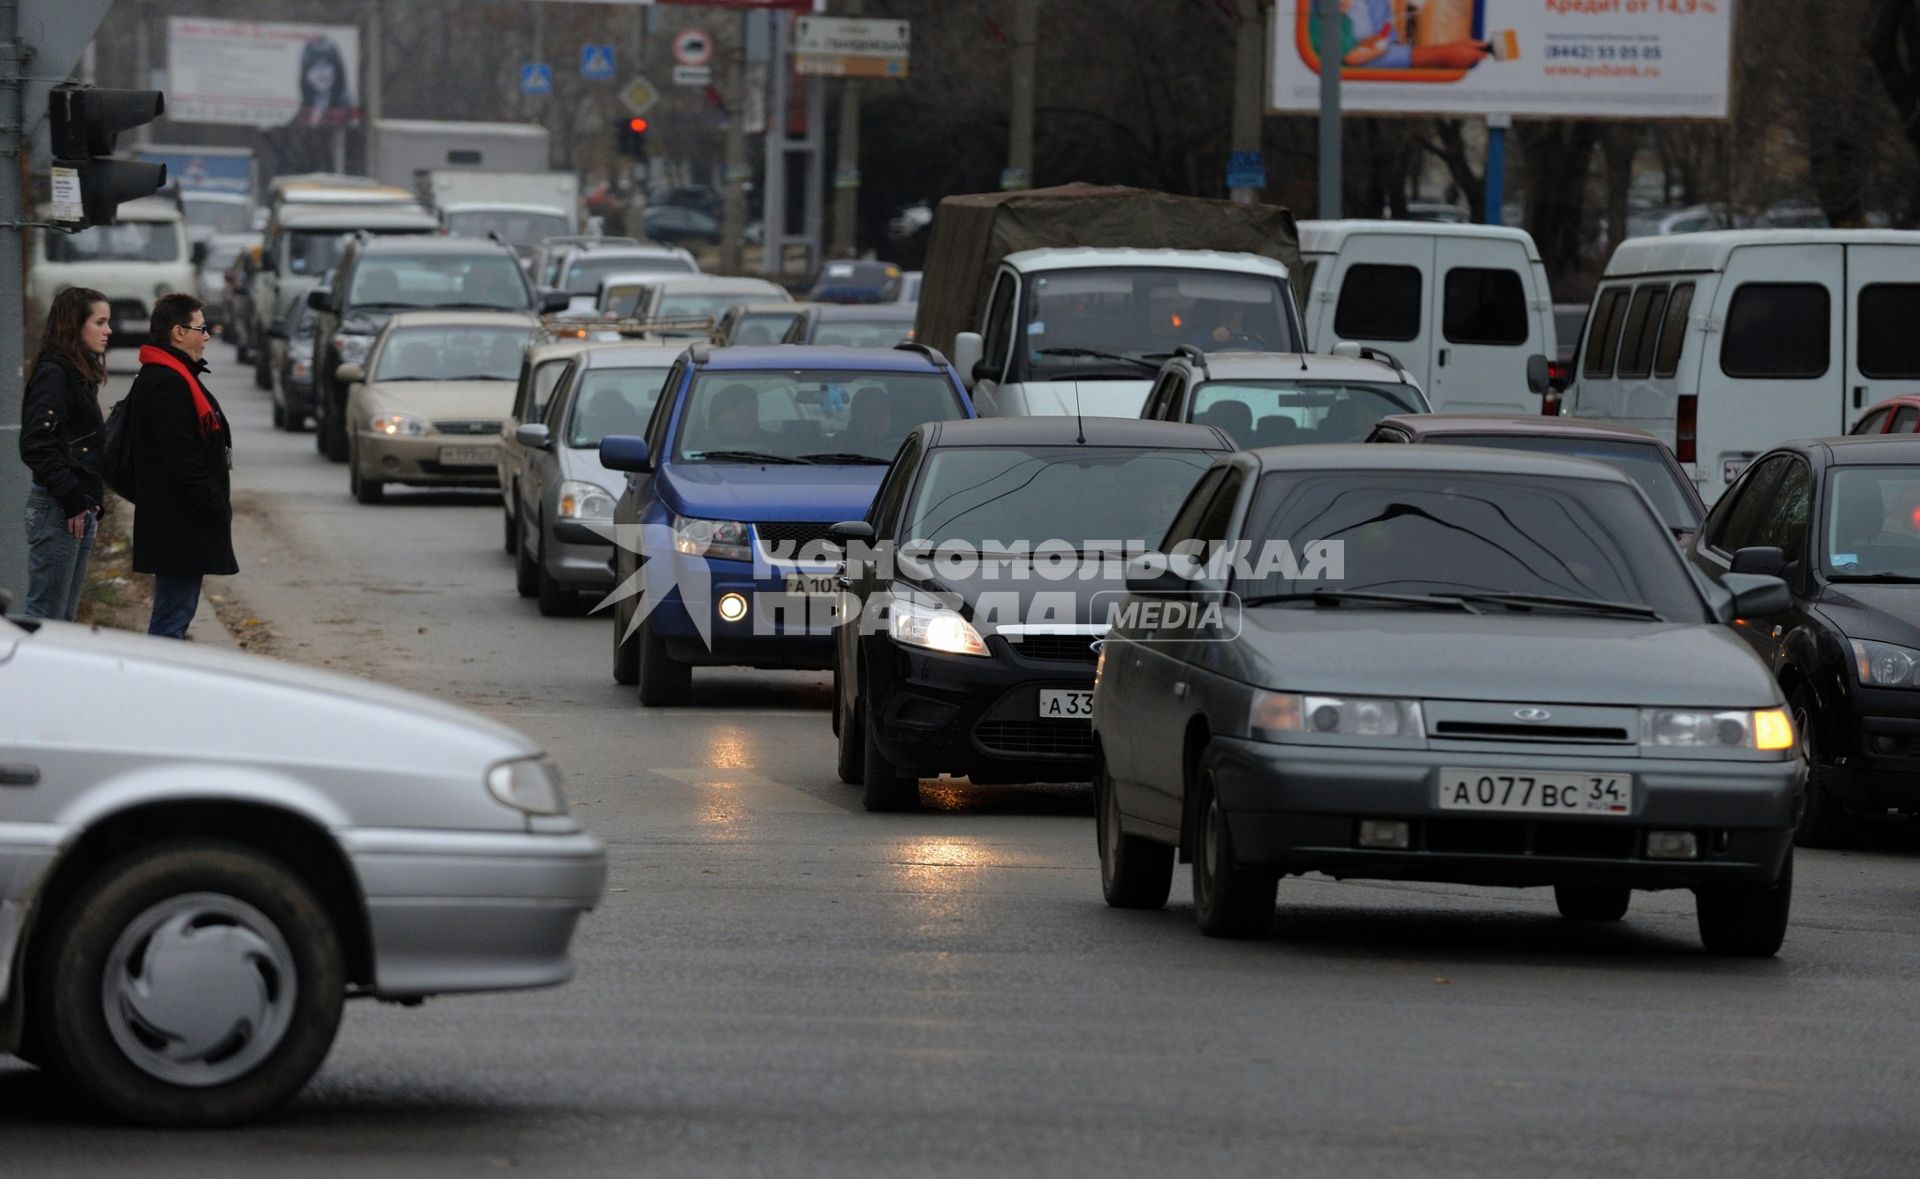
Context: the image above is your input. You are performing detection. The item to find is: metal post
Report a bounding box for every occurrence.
[1228,0,1264,205]
[720,13,748,274]
[365,0,384,125]
[1484,114,1510,226]
[1004,0,1035,190]
[0,0,25,604]
[761,11,789,277]
[801,77,824,274]
[132,1,151,143]
[1316,0,1341,218]
[829,0,862,258]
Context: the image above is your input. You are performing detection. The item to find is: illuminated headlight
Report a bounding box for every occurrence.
[1250,691,1424,741]
[672,514,752,562]
[717,592,749,622]
[291,359,312,378]
[558,480,616,522]
[1640,708,1794,751]
[485,756,569,816]
[1852,638,1920,688]
[368,413,426,436]
[333,334,373,365]
[889,597,989,657]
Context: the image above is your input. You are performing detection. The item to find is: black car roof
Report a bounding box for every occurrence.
[1810,435,1920,464]
[922,417,1231,450]
[350,235,519,257]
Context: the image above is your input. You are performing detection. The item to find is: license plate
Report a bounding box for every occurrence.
[1037,688,1095,720]
[1437,769,1632,815]
[785,572,837,596]
[438,445,497,466]
[1722,457,1754,484]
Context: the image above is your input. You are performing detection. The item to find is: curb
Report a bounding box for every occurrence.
[192,586,241,649]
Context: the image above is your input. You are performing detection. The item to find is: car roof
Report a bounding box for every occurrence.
[1296,219,1543,258]
[1376,414,1663,442]
[1605,229,1920,277]
[922,416,1230,450]
[351,234,520,256]
[1859,394,1920,413]
[1806,435,1920,464]
[277,206,438,230]
[1001,247,1292,278]
[573,243,687,258]
[1183,350,1410,382]
[578,342,684,367]
[526,338,594,364]
[810,302,917,321]
[701,344,946,372]
[382,310,540,330]
[648,274,787,294]
[1247,443,1639,485]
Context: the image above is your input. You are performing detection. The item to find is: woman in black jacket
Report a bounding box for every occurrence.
[18,286,110,620]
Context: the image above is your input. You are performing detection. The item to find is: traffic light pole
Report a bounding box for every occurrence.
[1,0,29,606]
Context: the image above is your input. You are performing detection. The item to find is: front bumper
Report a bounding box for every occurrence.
[647,554,839,670]
[544,520,615,592]
[341,827,606,998]
[874,641,1098,781]
[1206,737,1800,890]
[357,432,501,488]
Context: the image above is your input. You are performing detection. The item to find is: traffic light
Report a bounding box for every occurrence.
[615,116,649,161]
[49,84,168,228]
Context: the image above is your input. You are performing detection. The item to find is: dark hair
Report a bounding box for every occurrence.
[31,286,109,387]
[298,38,352,112]
[148,293,206,346]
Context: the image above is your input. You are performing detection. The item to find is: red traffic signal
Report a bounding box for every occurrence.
[627,117,649,133]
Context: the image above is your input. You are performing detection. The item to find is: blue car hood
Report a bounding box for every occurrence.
[658,461,885,522]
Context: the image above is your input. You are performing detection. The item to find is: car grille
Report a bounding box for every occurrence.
[434,419,503,436]
[1415,819,1640,860]
[755,521,837,558]
[1003,633,1102,663]
[974,719,1094,759]
[1429,721,1633,744]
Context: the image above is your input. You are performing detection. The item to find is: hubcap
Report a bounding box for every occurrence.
[1099,771,1119,879]
[101,892,298,1088]
[1793,705,1815,826]
[1201,795,1221,901]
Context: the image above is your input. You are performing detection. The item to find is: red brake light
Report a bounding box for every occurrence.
[1676,394,1697,464]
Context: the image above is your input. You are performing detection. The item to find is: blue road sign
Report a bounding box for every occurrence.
[581,44,615,80]
[1226,149,1266,191]
[520,63,553,96]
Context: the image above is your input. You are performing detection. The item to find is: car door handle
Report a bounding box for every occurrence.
[1172,682,1188,698]
[0,764,40,787]
[1854,385,1866,410]
[1437,348,1449,367]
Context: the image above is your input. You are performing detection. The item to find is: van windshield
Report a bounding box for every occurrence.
[1022,267,1295,379]
[47,221,181,264]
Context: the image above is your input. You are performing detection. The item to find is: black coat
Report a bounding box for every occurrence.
[18,356,104,517]
[127,347,238,578]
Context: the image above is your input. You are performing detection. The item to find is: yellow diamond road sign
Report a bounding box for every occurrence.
[620,76,660,117]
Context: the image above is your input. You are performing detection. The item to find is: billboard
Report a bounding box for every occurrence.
[167,18,362,128]
[134,147,253,197]
[1270,0,1733,120]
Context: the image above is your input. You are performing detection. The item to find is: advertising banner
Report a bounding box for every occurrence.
[1270,0,1734,120]
[167,18,363,128]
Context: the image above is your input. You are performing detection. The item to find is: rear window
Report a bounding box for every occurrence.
[1857,284,1920,379]
[1441,267,1529,346]
[1720,283,1830,379]
[1616,284,1668,380]
[1653,283,1694,378]
[1189,380,1426,447]
[1333,264,1421,342]
[1583,287,1629,379]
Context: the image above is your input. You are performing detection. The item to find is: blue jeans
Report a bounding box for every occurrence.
[23,486,96,622]
[148,574,203,639]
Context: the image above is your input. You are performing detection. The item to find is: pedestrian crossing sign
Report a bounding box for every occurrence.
[581,45,615,81]
[520,63,553,96]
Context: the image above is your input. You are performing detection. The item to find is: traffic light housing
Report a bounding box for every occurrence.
[49,84,168,227]
[616,116,649,161]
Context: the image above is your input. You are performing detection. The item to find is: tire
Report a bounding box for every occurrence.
[858,687,919,812]
[836,687,865,786]
[1096,755,1173,910]
[313,403,328,453]
[29,840,344,1127]
[1695,850,1793,958]
[502,490,519,555]
[253,347,272,391]
[535,536,577,617]
[349,442,383,504]
[1790,691,1851,849]
[515,526,539,598]
[271,400,285,429]
[1554,884,1631,922]
[1191,770,1276,938]
[611,602,639,686]
[320,392,348,463]
[637,615,691,706]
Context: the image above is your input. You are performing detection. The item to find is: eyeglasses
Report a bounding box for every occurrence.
[183,324,212,336]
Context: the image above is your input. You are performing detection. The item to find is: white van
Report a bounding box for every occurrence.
[29,198,194,346]
[1297,220,1556,414]
[1567,229,1920,504]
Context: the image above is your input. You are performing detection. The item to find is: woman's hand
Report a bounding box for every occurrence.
[66,511,89,539]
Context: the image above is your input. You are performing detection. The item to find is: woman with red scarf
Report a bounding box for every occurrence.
[124,293,236,639]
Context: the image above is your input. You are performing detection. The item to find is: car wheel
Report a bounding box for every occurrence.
[1096,754,1173,910]
[271,400,285,429]
[1553,884,1630,922]
[611,602,639,686]
[29,840,345,1127]
[253,348,272,391]
[514,525,539,598]
[503,489,519,555]
[313,401,328,453]
[535,535,577,617]
[321,394,348,463]
[349,442,383,505]
[1695,850,1792,958]
[835,683,864,786]
[1790,691,1850,848]
[637,615,691,706]
[859,691,919,812]
[236,342,253,365]
[1191,770,1276,939]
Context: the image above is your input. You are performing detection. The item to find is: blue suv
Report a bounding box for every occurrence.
[599,343,976,704]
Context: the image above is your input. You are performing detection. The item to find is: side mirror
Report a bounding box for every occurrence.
[1124,552,1191,597]
[952,331,984,388]
[540,291,572,314]
[266,324,288,340]
[191,241,209,268]
[1722,572,1792,619]
[828,520,875,545]
[599,434,652,473]
[1729,545,1788,577]
[307,289,332,312]
[335,363,365,385]
[514,423,552,451]
[1526,353,1551,396]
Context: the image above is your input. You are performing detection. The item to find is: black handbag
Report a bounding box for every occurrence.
[99,394,137,502]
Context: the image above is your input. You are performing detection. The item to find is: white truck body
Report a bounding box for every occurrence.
[31,198,194,346]
[368,119,551,189]
[421,170,578,222]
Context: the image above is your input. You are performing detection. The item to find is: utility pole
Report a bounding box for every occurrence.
[0,0,25,604]
[828,0,861,258]
[720,12,748,274]
[1003,0,1035,191]
[1227,0,1264,205]
[365,0,384,125]
[1315,0,1341,218]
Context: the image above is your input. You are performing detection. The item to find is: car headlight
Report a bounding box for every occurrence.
[1640,708,1794,751]
[1851,638,1920,688]
[368,413,427,436]
[1250,691,1425,741]
[485,756,569,816]
[672,513,752,562]
[333,334,374,365]
[558,480,616,522]
[889,597,989,657]
[291,359,311,378]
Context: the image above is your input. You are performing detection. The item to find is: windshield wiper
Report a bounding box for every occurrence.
[1451,591,1662,620]
[1240,590,1483,613]
[1032,347,1159,373]
[798,452,890,465]
[442,374,513,381]
[687,449,810,465]
[1829,571,1920,583]
[433,302,527,311]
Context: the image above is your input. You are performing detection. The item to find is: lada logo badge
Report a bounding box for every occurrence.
[1513,708,1553,722]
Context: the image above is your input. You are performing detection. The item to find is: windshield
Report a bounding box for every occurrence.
[286,229,348,275]
[905,446,1216,549]
[565,253,694,294]
[1024,267,1295,379]
[1240,471,1706,621]
[372,326,531,382]
[1425,435,1702,533]
[674,369,966,463]
[347,254,532,311]
[446,210,571,254]
[811,318,915,348]
[529,357,573,420]
[1825,466,1920,578]
[567,367,672,448]
[183,199,252,235]
[1190,380,1423,446]
[203,242,246,272]
[731,310,802,345]
[47,221,181,264]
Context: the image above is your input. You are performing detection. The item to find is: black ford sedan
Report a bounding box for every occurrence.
[1687,436,1920,846]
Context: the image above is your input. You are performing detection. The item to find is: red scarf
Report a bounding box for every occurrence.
[139,344,219,437]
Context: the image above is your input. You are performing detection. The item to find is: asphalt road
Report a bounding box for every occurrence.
[7,344,1920,1177]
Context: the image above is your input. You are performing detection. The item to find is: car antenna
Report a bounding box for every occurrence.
[1299,348,1309,373]
[1073,379,1086,443]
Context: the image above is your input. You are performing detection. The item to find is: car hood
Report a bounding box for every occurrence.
[905,554,1130,629]
[362,379,518,418]
[658,461,885,521]
[1232,609,1778,708]
[1815,582,1920,648]
[1009,379,1152,417]
[340,309,399,336]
